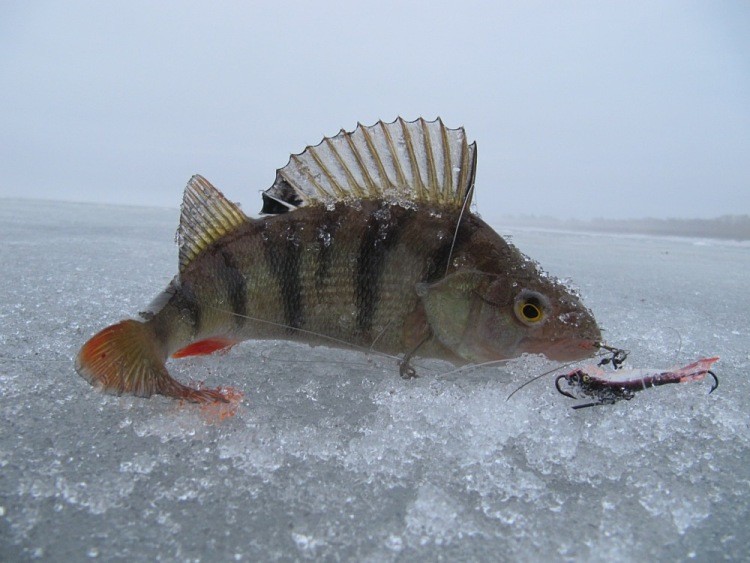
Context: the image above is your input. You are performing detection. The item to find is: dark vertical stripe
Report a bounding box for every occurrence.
[423,218,470,283]
[422,239,455,284]
[218,249,247,328]
[173,278,202,335]
[355,205,410,334]
[264,222,304,331]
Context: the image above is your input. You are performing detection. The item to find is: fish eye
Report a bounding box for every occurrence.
[513,291,548,326]
[522,302,542,321]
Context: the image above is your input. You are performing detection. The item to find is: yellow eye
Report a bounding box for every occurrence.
[513,291,548,325]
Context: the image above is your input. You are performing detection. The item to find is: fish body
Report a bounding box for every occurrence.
[76,118,601,402]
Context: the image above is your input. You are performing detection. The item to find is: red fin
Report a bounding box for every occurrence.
[76,320,229,403]
[171,338,238,358]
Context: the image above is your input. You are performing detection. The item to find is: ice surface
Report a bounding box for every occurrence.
[1,199,749,561]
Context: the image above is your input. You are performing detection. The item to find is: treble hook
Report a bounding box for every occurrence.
[555,374,577,399]
[596,343,629,370]
[707,370,719,394]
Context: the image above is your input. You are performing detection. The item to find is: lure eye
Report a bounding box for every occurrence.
[513,291,548,326]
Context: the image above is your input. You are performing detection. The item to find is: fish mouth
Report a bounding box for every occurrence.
[523,338,599,362]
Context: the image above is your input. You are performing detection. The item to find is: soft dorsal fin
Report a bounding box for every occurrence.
[261,117,477,214]
[177,175,249,272]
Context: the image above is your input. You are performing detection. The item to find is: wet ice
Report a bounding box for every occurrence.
[1,199,749,561]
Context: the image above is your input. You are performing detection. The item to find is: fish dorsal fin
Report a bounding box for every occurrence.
[261,117,477,214]
[177,175,249,272]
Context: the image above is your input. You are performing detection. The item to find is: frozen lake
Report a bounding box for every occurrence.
[1,199,748,561]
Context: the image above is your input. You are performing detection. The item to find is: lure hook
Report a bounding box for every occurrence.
[595,342,629,370]
[707,370,719,394]
[554,373,577,399]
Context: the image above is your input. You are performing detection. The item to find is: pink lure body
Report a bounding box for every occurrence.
[573,356,720,387]
[556,357,719,408]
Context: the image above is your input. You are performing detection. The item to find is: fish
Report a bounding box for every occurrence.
[75,117,602,402]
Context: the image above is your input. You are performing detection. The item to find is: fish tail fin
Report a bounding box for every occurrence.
[75,320,227,403]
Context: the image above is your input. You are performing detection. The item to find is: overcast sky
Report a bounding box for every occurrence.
[1,1,748,222]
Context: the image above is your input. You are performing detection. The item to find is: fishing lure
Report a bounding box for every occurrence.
[555,356,719,409]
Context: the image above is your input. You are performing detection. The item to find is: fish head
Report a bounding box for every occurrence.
[418,269,601,363]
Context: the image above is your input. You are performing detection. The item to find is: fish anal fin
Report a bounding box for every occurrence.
[75,320,228,403]
[171,338,238,358]
[178,175,250,272]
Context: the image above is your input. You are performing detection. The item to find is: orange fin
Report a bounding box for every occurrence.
[75,320,228,403]
[171,338,238,358]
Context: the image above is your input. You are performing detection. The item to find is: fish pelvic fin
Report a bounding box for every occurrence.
[177,175,250,273]
[75,320,228,403]
[261,117,477,214]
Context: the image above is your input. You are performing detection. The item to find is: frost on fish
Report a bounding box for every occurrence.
[75,117,601,403]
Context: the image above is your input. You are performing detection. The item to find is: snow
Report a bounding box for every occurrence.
[1,199,749,561]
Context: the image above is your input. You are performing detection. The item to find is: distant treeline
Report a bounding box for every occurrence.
[497,215,750,241]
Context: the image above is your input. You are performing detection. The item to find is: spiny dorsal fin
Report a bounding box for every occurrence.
[177,175,249,272]
[261,117,478,214]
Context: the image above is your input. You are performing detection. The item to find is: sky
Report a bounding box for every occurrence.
[1,1,748,222]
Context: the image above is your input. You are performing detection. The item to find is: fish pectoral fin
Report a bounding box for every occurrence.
[171,338,239,358]
[76,320,229,403]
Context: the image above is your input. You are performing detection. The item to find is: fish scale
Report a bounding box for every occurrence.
[172,203,457,352]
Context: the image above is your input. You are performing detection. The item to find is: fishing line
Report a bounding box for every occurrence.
[207,305,439,376]
[257,348,383,369]
[504,345,626,401]
[434,358,509,379]
[505,360,578,401]
[444,183,475,278]
[368,319,393,351]
[665,327,683,366]
[1,356,72,364]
